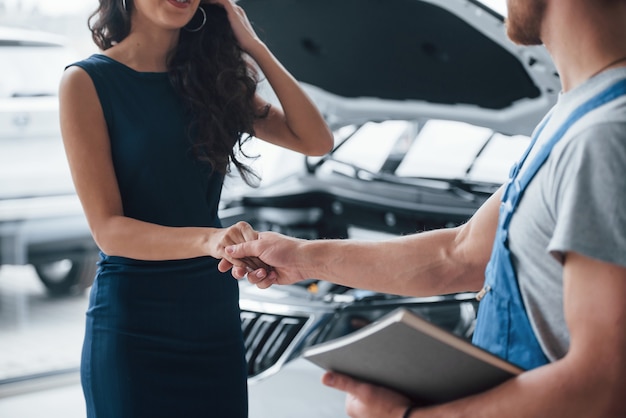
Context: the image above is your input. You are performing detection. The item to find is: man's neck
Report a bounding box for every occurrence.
[543,1,626,93]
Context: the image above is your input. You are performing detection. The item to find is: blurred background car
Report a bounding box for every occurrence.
[0,25,98,295]
[216,0,561,416]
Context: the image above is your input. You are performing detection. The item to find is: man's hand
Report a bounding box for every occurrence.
[219,231,311,288]
[322,372,414,418]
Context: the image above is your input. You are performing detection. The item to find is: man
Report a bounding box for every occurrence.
[221,0,626,416]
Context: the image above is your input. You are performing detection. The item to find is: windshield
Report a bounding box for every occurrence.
[315,119,530,187]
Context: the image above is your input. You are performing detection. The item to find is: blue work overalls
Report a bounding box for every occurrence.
[472,78,626,370]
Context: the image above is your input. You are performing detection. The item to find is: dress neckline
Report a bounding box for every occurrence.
[92,54,169,79]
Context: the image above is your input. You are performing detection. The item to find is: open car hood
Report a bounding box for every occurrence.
[240,0,560,135]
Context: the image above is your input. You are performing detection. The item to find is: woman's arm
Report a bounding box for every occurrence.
[59,66,261,262]
[209,0,334,155]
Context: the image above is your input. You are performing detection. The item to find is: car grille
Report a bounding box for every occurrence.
[241,310,308,377]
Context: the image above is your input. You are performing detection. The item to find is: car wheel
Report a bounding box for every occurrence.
[34,254,98,295]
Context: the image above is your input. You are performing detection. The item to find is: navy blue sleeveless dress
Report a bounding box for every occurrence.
[70,54,247,418]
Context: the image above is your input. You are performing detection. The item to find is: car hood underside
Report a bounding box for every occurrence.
[240,0,560,135]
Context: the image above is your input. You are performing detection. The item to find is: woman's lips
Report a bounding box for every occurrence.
[167,0,191,9]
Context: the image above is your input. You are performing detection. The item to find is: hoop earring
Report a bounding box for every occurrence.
[184,7,207,32]
[122,0,128,11]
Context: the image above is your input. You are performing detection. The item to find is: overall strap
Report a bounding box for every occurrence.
[501,78,626,230]
[472,78,626,370]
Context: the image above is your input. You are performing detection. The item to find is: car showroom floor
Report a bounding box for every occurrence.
[0,373,85,418]
[0,265,87,417]
[0,266,349,418]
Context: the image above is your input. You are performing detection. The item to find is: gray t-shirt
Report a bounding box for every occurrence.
[508,67,626,362]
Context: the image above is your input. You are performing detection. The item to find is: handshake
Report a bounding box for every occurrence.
[216,221,313,288]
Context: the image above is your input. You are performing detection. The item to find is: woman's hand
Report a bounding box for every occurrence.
[206,0,261,53]
[208,221,269,272]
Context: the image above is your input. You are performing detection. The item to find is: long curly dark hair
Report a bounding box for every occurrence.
[88,0,267,185]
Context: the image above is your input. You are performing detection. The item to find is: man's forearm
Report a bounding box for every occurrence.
[411,357,622,417]
[303,227,482,297]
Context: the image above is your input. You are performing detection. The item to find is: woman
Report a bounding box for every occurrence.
[59,0,333,416]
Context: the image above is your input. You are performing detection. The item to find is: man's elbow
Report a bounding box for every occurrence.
[578,359,626,416]
[603,375,626,417]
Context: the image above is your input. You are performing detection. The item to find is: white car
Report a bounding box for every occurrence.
[0,26,98,295]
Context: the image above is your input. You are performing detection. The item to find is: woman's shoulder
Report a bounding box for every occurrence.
[60,57,100,102]
[66,53,115,75]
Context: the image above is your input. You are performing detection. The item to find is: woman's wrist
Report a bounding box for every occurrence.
[242,39,269,62]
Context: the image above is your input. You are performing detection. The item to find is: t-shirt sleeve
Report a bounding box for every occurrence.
[548,122,626,268]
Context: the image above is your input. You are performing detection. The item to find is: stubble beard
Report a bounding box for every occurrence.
[505,0,546,46]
